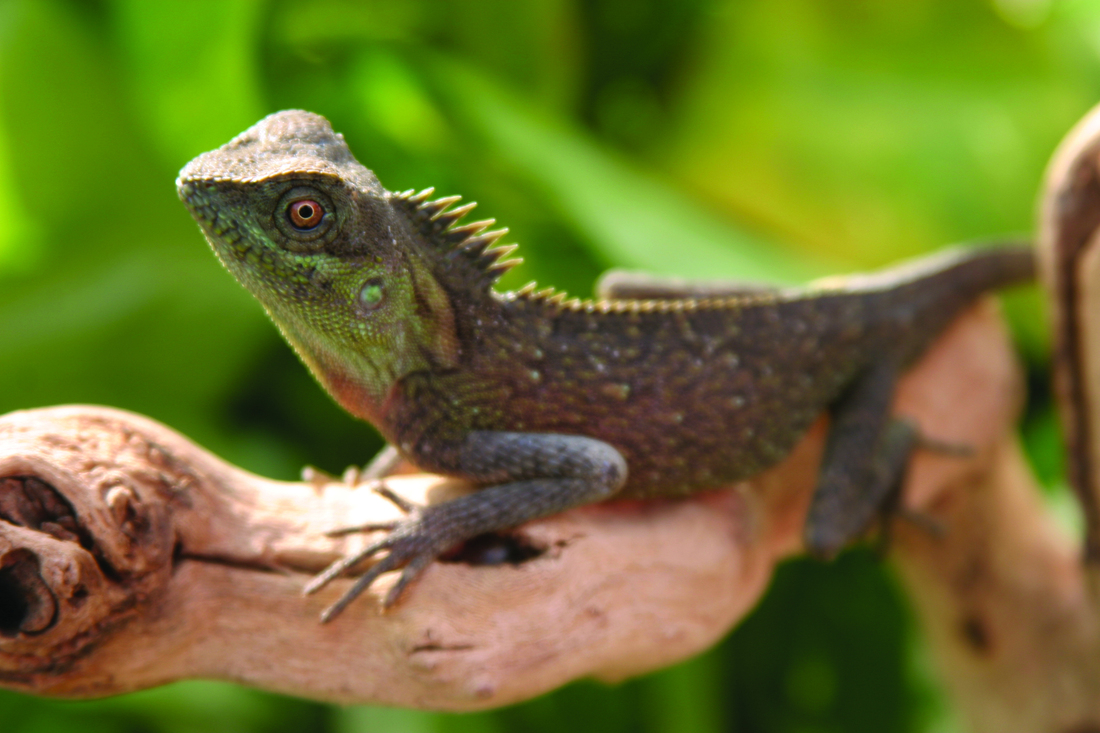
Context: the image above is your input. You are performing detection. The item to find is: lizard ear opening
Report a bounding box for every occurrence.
[358,278,386,312]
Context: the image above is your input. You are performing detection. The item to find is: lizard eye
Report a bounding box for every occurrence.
[288,199,324,230]
[358,278,385,311]
[274,186,335,245]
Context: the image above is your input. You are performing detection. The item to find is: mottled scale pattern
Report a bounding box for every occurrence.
[390,264,994,498]
[177,110,1036,616]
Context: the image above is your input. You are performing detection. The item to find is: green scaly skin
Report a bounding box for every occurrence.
[177,110,1035,621]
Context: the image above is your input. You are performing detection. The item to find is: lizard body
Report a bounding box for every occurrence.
[177,110,1034,620]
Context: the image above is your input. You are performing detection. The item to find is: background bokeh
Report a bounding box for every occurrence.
[0,0,1085,730]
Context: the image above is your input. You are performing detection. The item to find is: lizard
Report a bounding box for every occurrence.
[177,110,1035,622]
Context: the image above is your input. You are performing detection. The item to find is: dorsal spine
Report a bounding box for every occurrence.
[390,188,520,293]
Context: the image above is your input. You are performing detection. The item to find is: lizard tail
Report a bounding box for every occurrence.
[912,240,1036,295]
[822,240,1035,298]
[805,240,1035,360]
[866,240,1036,357]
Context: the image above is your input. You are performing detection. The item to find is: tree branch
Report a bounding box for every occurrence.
[0,297,1025,712]
[886,99,1100,733]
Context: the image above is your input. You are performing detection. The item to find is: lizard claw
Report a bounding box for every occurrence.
[324,520,399,537]
[319,482,415,537]
[896,507,947,538]
[301,464,372,490]
[372,482,418,513]
[305,493,456,622]
[341,465,364,486]
[301,465,336,493]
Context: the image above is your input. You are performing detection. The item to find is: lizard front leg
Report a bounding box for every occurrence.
[357,444,405,481]
[305,432,628,621]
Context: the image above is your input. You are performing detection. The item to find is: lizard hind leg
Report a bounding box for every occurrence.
[804,362,921,558]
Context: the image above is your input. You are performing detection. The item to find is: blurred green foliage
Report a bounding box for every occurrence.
[0,0,1092,730]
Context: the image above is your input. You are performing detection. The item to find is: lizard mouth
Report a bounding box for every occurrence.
[177,179,221,227]
[176,178,251,262]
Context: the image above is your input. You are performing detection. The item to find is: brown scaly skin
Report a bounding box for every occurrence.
[177,110,1035,621]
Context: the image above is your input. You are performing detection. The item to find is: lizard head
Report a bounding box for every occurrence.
[176,110,460,422]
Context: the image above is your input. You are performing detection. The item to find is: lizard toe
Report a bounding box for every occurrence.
[372,482,419,513]
[303,531,399,596]
[313,508,457,621]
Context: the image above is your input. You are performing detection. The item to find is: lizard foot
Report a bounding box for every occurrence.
[304,485,454,622]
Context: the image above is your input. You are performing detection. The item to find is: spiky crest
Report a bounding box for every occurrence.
[390,188,521,294]
[505,285,776,315]
[390,187,783,316]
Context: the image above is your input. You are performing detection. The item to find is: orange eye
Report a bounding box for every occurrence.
[288,199,324,230]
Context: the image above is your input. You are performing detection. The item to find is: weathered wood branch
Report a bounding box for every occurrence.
[889,99,1100,733]
[0,300,1023,713]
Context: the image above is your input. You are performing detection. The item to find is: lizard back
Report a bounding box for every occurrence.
[388,246,1034,498]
